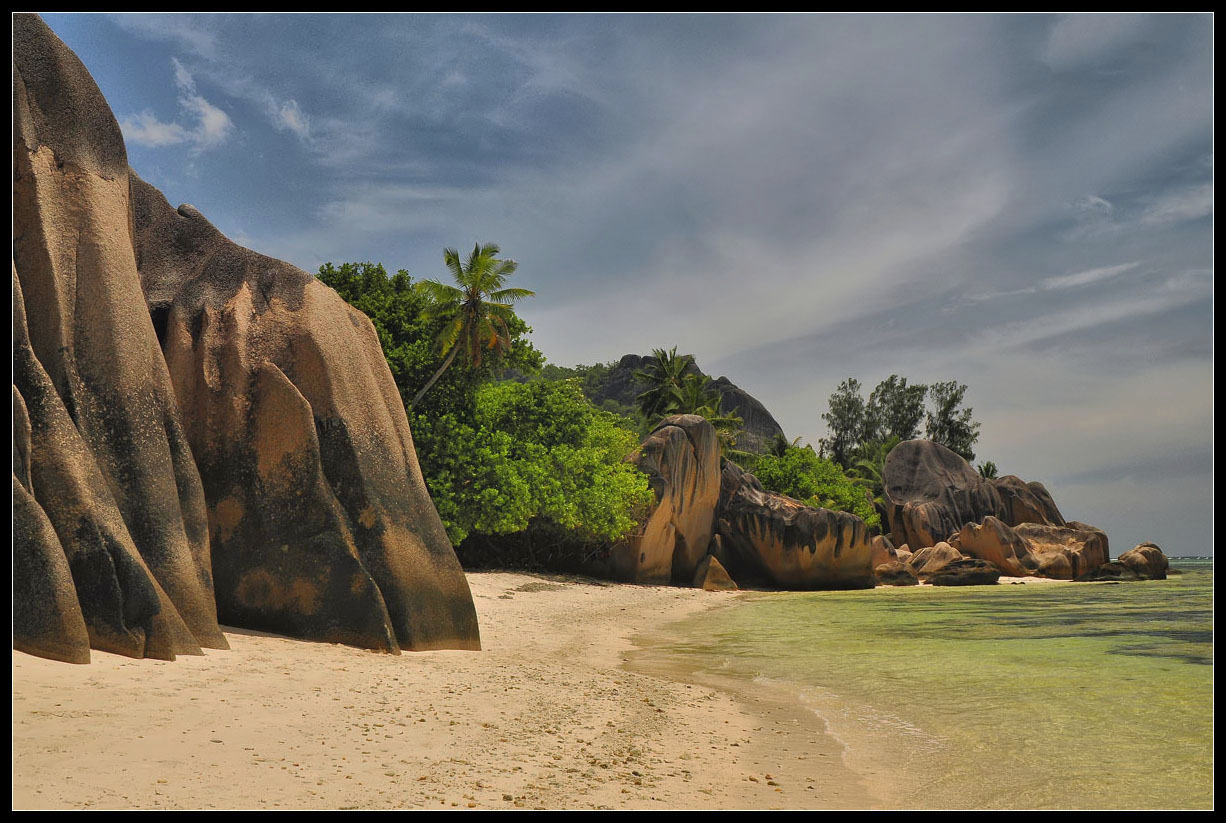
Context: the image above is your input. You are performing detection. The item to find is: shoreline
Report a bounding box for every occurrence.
[12,571,876,810]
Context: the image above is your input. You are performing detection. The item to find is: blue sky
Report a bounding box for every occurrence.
[41,13,1214,556]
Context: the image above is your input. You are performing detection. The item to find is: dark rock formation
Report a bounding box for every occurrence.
[587,353,786,454]
[905,542,963,579]
[882,440,1005,550]
[604,415,720,585]
[948,516,1035,577]
[882,440,1109,580]
[14,16,223,660]
[715,461,877,590]
[874,561,918,586]
[1012,522,1109,581]
[12,14,479,660]
[927,558,1001,586]
[989,475,1065,527]
[1076,562,1140,582]
[1116,543,1170,580]
[869,534,898,570]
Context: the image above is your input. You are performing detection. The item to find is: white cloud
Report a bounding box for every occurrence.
[119,58,232,152]
[119,111,190,147]
[269,98,310,140]
[1042,261,1141,290]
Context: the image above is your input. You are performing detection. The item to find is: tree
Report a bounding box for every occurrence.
[818,378,865,468]
[416,380,653,546]
[926,380,981,461]
[864,375,927,442]
[977,460,998,479]
[633,346,695,420]
[410,242,535,409]
[317,261,540,419]
[848,435,901,506]
[752,443,880,529]
[672,372,745,458]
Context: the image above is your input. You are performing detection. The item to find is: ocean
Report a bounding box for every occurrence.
[629,559,1213,809]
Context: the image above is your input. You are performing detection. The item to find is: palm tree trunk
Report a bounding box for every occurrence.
[409,343,461,410]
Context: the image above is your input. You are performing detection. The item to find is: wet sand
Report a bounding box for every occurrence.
[12,571,879,810]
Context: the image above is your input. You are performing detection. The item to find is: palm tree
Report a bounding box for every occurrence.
[633,346,694,419]
[848,435,900,505]
[409,242,534,409]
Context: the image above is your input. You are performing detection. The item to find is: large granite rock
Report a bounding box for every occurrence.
[1012,522,1109,581]
[1116,543,1169,580]
[605,415,720,584]
[905,541,964,579]
[882,440,1006,550]
[874,561,918,586]
[12,14,479,659]
[883,440,1085,565]
[989,475,1065,527]
[715,461,877,589]
[927,558,1001,586]
[14,16,224,660]
[948,516,1034,577]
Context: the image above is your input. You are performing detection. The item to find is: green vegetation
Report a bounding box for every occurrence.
[318,257,649,555]
[820,374,983,465]
[632,346,745,456]
[414,380,653,545]
[751,442,880,529]
[410,242,535,409]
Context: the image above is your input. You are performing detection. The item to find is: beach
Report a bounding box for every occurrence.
[12,572,876,810]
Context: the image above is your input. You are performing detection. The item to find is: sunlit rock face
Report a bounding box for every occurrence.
[882,440,1006,550]
[989,475,1065,528]
[715,462,877,590]
[605,415,721,585]
[1116,543,1170,580]
[14,15,224,662]
[948,516,1034,577]
[13,14,479,660]
[882,439,1109,580]
[1012,522,1110,580]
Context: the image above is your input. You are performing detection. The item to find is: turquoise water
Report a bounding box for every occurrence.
[636,559,1213,809]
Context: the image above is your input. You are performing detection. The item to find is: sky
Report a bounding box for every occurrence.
[40,13,1214,556]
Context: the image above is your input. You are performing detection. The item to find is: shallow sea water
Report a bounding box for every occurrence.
[633,559,1213,809]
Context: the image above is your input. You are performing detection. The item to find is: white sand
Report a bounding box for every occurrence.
[12,571,878,810]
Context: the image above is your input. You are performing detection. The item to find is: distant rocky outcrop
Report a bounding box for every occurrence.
[1076,544,1170,582]
[589,353,786,454]
[882,439,1109,581]
[13,14,479,661]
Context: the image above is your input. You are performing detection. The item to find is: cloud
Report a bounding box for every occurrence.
[80,13,1212,555]
[1139,183,1213,225]
[118,111,190,147]
[1041,261,1141,290]
[119,57,232,152]
[270,98,310,139]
